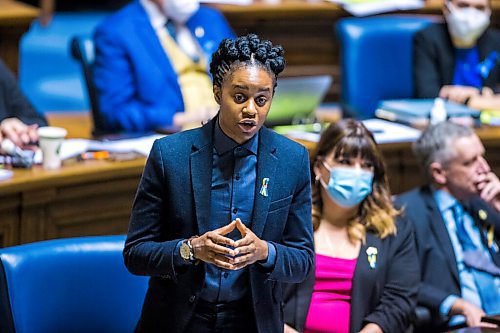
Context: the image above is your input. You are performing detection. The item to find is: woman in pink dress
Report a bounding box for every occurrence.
[284,119,419,333]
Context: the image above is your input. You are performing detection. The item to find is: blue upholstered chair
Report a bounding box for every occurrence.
[19,13,108,113]
[71,35,109,136]
[336,16,437,118]
[0,235,148,333]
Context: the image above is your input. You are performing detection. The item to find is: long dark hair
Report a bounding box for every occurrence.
[312,119,399,241]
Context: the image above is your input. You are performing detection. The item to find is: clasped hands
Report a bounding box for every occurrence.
[190,218,269,270]
[439,86,494,105]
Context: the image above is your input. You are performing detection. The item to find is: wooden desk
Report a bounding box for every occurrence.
[1,111,499,248]
[0,112,137,248]
[210,0,500,102]
[0,0,38,75]
[0,158,146,248]
[45,111,93,139]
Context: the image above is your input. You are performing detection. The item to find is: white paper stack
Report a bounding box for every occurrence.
[325,0,423,16]
[284,119,421,144]
[200,0,252,5]
[33,134,165,163]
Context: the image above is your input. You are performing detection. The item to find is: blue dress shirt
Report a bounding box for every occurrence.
[174,119,276,303]
[434,190,500,324]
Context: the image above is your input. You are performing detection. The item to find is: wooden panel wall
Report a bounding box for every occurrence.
[0,0,38,75]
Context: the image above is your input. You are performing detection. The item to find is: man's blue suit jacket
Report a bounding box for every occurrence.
[93,2,234,133]
[395,186,500,332]
[123,118,315,332]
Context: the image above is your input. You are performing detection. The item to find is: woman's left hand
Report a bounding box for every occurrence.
[232,218,269,270]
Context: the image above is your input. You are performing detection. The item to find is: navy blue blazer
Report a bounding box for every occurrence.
[284,218,419,333]
[395,186,500,332]
[414,23,500,99]
[93,2,234,132]
[124,118,315,333]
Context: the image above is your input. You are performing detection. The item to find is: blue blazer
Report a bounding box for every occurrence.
[93,2,234,132]
[124,118,315,333]
[395,186,500,332]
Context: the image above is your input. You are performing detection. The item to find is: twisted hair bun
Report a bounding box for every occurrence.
[210,34,286,87]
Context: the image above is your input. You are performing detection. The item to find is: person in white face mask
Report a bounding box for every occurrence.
[414,0,500,108]
[93,0,234,134]
[284,119,419,333]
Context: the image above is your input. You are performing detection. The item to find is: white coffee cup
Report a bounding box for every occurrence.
[37,126,67,170]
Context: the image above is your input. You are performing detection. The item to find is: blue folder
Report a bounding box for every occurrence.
[375,99,480,125]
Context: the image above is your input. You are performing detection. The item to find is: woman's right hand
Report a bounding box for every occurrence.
[284,324,299,333]
[0,117,39,147]
[190,220,238,270]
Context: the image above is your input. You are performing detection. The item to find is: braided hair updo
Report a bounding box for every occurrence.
[209,34,286,89]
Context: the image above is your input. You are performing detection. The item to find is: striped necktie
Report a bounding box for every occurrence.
[452,203,500,314]
[165,19,177,41]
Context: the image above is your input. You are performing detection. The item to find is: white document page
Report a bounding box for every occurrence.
[284,119,421,144]
[325,0,423,16]
[200,0,252,5]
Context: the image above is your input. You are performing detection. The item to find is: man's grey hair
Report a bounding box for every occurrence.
[413,121,474,182]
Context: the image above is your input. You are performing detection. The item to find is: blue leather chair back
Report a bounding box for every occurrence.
[0,235,148,333]
[20,13,108,113]
[336,16,436,118]
[71,35,109,136]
